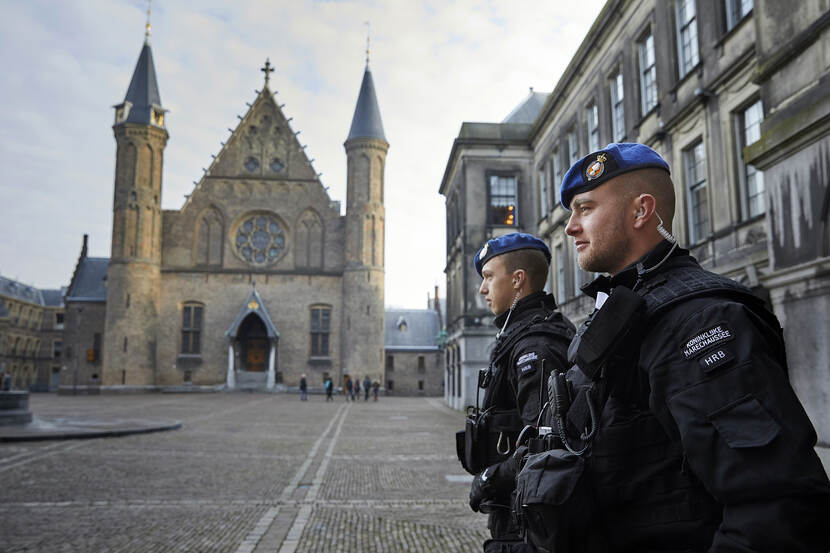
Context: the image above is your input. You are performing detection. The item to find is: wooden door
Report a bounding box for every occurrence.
[245,339,268,372]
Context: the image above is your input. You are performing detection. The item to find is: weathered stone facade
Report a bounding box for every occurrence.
[63,35,388,392]
[440,0,830,464]
[0,277,64,391]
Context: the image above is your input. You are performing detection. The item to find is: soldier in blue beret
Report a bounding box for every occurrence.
[462,232,575,553]
[513,143,830,551]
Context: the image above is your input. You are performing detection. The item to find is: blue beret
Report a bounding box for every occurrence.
[474,232,551,277]
[560,142,670,209]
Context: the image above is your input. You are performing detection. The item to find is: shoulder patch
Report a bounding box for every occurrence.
[518,364,534,374]
[682,322,734,359]
[698,348,734,372]
[517,352,538,365]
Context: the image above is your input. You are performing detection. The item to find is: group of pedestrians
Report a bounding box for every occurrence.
[343,375,377,402]
[300,374,379,402]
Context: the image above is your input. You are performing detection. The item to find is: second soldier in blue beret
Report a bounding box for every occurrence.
[462,232,575,552]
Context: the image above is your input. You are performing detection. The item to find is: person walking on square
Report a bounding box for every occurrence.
[372,380,379,401]
[363,375,371,401]
[345,375,353,401]
[299,374,308,401]
[354,376,361,402]
[324,376,333,402]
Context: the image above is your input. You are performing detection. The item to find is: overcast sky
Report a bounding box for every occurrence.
[0,0,603,308]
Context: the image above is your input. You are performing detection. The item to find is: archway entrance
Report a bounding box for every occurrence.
[238,314,273,372]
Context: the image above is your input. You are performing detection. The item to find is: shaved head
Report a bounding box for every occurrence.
[617,169,676,231]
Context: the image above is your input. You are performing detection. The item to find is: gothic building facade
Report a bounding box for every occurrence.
[440,0,830,464]
[63,31,388,392]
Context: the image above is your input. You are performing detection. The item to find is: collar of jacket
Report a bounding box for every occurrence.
[493,291,556,328]
[581,241,692,298]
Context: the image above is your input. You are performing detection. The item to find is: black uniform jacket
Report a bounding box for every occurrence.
[481,292,575,494]
[581,241,830,552]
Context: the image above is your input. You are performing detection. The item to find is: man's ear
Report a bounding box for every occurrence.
[512,269,527,291]
[633,194,657,230]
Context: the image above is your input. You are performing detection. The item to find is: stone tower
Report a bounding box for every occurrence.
[342,63,388,382]
[102,30,168,386]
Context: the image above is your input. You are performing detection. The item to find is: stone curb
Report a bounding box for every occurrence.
[0,419,182,443]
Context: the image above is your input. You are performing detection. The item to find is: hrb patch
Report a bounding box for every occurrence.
[518,364,534,374]
[698,348,734,372]
[682,323,734,359]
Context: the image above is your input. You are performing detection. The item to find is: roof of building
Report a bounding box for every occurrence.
[120,40,164,125]
[65,257,109,302]
[385,308,440,351]
[40,288,65,307]
[0,275,44,305]
[347,67,386,142]
[502,90,550,124]
[226,288,279,339]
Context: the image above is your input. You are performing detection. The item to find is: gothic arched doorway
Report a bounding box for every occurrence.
[238,313,273,372]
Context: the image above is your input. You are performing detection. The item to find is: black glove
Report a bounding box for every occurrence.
[469,465,495,512]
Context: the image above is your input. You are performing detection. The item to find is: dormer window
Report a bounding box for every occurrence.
[152,109,165,127]
[114,102,132,124]
[396,316,408,332]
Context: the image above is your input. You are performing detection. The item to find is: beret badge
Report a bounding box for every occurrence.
[586,153,607,181]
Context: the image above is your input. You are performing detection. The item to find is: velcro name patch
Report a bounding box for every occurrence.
[698,348,734,372]
[682,323,734,359]
[518,364,534,374]
[517,352,538,365]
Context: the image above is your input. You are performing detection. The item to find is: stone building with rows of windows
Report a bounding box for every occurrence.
[62,27,389,393]
[0,276,65,391]
[440,0,830,461]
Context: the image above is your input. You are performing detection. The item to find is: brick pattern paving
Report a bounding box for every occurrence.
[0,394,488,552]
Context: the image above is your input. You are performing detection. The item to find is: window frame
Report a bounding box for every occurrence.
[180,302,204,355]
[310,305,332,357]
[725,0,753,32]
[735,98,765,219]
[638,30,658,116]
[586,102,600,153]
[609,71,625,142]
[487,172,518,227]
[684,140,710,244]
[676,0,700,79]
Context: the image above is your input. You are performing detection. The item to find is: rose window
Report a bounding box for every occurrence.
[234,214,286,265]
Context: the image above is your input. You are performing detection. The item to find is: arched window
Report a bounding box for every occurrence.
[295,210,324,269]
[195,207,224,266]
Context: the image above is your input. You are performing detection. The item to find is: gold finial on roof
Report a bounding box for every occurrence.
[144,0,152,42]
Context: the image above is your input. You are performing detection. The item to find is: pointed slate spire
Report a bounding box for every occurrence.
[347,67,386,142]
[114,38,166,127]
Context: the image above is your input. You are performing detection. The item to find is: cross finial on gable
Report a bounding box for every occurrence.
[261,58,274,86]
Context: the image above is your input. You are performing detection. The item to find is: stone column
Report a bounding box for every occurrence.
[267,343,276,389]
[226,343,235,389]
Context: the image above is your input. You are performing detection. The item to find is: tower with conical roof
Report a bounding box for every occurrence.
[341,49,388,383]
[103,14,168,386]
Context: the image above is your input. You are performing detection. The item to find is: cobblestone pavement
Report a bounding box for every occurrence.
[0,394,488,552]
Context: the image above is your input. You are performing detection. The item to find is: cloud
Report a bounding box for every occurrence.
[0,0,603,306]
